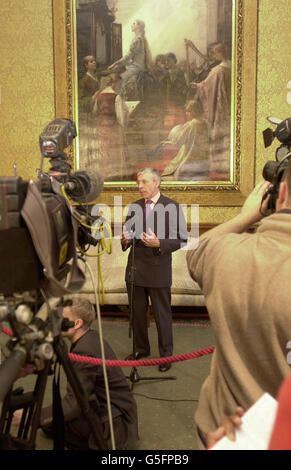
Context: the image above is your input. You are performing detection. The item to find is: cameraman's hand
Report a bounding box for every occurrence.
[206,407,245,449]
[188,180,272,249]
[241,180,271,224]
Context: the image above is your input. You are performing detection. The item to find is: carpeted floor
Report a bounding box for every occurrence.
[0,316,215,451]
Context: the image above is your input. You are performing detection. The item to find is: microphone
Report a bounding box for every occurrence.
[64,170,104,203]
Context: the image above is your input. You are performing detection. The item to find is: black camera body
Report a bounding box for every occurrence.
[0,119,107,421]
[262,117,291,213]
[0,119,103,296]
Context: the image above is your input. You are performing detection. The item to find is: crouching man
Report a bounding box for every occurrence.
[40,297,139,450]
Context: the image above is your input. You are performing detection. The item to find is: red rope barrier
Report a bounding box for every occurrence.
[2,326,13,337]
[69,347,215,367]
[1,326,215,367]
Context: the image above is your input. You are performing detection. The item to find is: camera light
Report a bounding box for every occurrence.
[41,140,58,157]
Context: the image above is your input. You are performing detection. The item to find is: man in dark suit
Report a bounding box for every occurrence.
[121,168,188,372]
[40,297,138,450]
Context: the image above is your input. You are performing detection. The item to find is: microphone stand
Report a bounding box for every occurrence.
[127,234,176,390]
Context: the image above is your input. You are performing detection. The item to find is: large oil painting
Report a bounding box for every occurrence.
[75,0,234,184]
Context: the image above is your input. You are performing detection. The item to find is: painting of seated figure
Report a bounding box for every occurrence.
[75,0,234,184]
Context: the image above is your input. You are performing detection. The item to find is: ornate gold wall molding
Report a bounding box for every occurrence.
[53,0,258,220]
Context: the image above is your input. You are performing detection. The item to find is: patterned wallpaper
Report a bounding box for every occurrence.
[0,0,291,222]
[256,0,291,183]
[0,0,55,180]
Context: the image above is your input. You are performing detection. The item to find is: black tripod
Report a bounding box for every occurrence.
[0,333,108,450]
[127,236,176,389]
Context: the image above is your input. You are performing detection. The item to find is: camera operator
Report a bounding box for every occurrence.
[186,167,291,449]
[36,297,138,450]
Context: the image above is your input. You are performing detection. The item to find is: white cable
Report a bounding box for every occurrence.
[79,256,116,450]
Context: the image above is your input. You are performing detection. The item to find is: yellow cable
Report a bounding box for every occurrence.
[77,223,112,257]
[61,184,113,250]
[61,185,113,306]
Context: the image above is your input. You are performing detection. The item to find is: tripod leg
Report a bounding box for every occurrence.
[0,362,50,450]
[24,363,50,447]
[129,367,141,386]
[53,336,108,450]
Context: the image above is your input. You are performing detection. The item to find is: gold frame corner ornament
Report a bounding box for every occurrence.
[53,0,258,210]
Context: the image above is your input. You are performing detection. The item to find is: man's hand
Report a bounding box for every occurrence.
[193,179,272,244]
[141,228,160,248]
[240,180,271,224]
[121,229,132,247]
[206,407,245,448]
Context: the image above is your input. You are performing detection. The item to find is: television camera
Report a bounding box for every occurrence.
[262,117,291,214]
[0,119,108,449]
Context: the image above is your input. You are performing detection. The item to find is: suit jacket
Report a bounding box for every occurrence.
[41,330,138,445]
[123,194,188,287]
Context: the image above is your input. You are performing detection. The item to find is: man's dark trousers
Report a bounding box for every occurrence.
[127,283,173,357]
[124,194,188,359]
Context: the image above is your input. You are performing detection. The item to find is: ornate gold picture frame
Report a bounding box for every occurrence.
[53,0,258,210]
